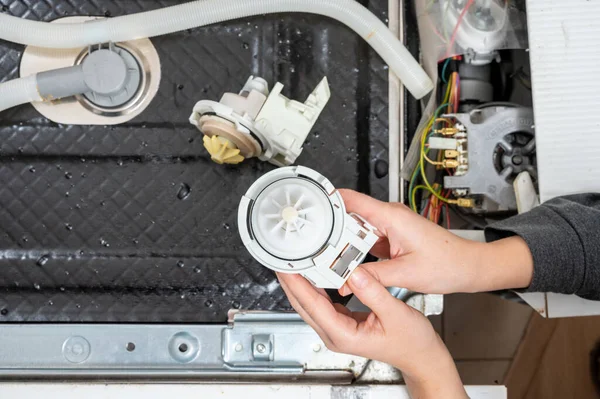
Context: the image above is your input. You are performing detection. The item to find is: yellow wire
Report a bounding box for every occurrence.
[411,72,457,212]
[424,152,443,166]
[421,132,451,203]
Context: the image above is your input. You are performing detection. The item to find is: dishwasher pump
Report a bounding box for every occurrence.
[190,76,331,167]
[238,166,378,290]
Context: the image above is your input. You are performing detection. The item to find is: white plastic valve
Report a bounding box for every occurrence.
[190,76,331,167]
[238,166,378,289]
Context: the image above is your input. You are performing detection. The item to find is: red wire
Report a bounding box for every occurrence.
[423,196,432,219]
[445,203,451,229]
[447,0,475,57]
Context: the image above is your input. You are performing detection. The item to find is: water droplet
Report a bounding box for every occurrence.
[232,301,241,309]
[48,300,54,306]
[65,191,70,197]
[374,159,389,179]
[22,236,28,243]
[65,172,73,179]
[81,173,86,178]
[76,304,81,309]
[29,166,35,173]
[0,308,8,316]
[242,42,249,50]
[116,159,124,166]
[223,223,230,230]
[100,238,110,247]
[34,283,40,290]
[65,223,73,231]
[194,267,201,274]
[36,255,49,267]
[59,286,65,292]
[65,271,70,276]
[180,294,186,299]
[342,103,347,108]
[132,239,139,245]
[313,131,320,138]
[204,299,214,308]
[104,10,111,17]
[177,84,184,90]
[80,157,86,163]
[177,183,191,200]
[100,201,106,207]
[79,250,84,256]
[177,260,185,268]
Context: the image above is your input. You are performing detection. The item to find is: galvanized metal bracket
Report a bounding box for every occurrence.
[0,311,397,383]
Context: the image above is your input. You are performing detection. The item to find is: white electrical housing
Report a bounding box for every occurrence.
[190,76,331,167]
[238,166,378,289]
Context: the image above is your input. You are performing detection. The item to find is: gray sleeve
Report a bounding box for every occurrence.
[484,193,600,300]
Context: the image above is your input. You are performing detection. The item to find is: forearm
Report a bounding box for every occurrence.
[402,335,468,399]
[484,194,600,299]
[468,236,534,293]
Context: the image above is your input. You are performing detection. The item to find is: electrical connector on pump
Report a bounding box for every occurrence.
[189,76,331,167]
[455,198,475,208]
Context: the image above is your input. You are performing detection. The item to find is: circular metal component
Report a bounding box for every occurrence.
[62,336,91,364]
[168,332,200,364]
[19,16,160,126]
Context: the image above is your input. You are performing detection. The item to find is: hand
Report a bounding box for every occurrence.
[278,268,467,398]
[338,189,534,296]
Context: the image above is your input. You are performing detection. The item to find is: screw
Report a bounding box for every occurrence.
[312,344,322,353]
[256,343,266,353]
[235,343,243,352]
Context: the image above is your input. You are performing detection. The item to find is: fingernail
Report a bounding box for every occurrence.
[350,268,368,289]
[339,285,350,296]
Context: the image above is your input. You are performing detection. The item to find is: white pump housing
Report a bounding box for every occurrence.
[190,76,331,167]
[238,166,378,289]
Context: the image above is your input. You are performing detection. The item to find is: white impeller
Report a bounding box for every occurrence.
[265,192,315,240]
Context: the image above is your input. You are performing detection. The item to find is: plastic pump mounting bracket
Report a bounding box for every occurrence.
[238,166,378,289]
[189,76,331,167]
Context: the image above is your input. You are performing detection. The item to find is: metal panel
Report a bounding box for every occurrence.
[527,0,600,202]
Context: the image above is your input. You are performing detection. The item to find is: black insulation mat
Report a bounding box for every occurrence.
[0,0,390,322]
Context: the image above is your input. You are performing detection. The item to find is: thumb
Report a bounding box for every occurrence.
[360,258,420,291]
[347,267,404,319]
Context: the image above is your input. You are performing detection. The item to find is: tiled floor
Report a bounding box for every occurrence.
[429,293,533,385]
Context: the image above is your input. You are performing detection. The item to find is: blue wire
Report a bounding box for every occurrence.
[441,58,451,83]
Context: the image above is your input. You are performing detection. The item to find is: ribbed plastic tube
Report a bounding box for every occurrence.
[0,75,41,113]
[0,0,433,99]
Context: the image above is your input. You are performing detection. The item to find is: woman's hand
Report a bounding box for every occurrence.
[277,268,468,398]
[338,189,534,296]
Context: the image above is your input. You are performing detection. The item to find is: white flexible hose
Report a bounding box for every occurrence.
[0,0,433,99]
[0,75,41,113]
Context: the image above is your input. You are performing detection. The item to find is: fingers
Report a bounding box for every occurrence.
[338,189,398,234]
[347,267,409,322]
[339,258,407,297]
[277,273,357,344]
[278,274,332,343]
